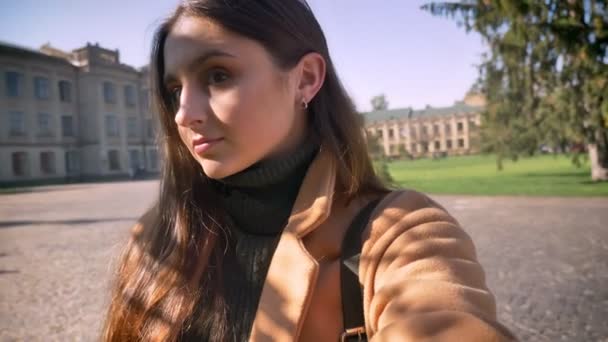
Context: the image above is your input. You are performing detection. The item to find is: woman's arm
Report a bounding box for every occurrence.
[360,191,517,341]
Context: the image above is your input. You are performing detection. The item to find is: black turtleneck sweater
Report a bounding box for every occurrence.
[183,142,319,342]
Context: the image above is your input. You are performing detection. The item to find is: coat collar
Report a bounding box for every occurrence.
[250,148,336,341]
[285,147,336,238]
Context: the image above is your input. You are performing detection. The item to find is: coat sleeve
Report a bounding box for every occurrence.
[359,191,517,341]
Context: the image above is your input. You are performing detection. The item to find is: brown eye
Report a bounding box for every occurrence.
[169,86,182,106]
[165,86,181,111]
[171,86,182,100]
[207,69,230,85]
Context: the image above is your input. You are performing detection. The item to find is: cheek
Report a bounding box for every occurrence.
[209,88,243,126]
[212,82,285,141]
[242,81,292,133]
[206,73,296,172]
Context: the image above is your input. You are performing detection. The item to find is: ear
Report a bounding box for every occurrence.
[294,52,326,107]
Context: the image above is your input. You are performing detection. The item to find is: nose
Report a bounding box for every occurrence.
[174,83,208,128]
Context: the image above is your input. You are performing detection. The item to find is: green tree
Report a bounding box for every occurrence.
[374,160,395,187]
[423,0,608,180]
[397,143,409,160]
[366,132,385,160]
[364,131,395,186]
[371,94,389,111]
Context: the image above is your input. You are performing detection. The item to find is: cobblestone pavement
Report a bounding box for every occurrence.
[0,181,606,341]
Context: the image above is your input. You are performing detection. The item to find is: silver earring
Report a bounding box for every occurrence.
[302,99,308,109]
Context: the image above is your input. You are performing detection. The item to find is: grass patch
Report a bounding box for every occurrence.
[386,154,608,196]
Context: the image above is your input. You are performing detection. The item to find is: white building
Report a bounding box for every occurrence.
[0,41,160,185]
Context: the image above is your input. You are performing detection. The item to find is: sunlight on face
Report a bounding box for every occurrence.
[163,15,307,179]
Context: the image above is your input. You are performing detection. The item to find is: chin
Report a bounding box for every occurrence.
[199,158,241,180]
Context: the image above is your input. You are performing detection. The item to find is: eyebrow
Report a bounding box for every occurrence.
[163,50,237,85]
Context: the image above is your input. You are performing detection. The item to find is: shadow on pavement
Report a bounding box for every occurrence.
[0,217,138,229]
[0,270,19,275]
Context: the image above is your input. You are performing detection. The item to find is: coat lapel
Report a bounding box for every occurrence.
[249,148,336,341]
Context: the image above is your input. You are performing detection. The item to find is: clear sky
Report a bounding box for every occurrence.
[0,0,485,112]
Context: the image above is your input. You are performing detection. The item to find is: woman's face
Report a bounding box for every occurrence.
[163,16,307,179]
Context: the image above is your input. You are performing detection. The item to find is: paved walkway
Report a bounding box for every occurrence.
[0,181,606,341]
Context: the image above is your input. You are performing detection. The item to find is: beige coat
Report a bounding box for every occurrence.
[248,149,516,341]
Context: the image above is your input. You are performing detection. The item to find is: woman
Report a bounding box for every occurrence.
[103,0,516,341]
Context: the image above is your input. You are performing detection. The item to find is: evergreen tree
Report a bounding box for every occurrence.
[423,0,608,180]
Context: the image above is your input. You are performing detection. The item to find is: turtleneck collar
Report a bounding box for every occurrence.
[212,139,319,236]
[217,140,318,189]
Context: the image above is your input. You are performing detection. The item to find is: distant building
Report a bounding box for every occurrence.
[363,93,485,158]
[0,41,160,185]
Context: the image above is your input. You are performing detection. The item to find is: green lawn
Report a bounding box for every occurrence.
[386,154,608,196]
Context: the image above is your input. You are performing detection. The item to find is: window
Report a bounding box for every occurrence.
[388,128,394,139]
[59,80,72,102]
[38,113,52,136]
[141,90,150,109]
[124,85,136,107]
[12,152,28,176]
[103,81,116,103]
[457,122,464,132]
[410,144,416,153]
[149,149,159,170]
[434,141,441,150]
[458,139,465,148]
[9,111,26,136]
[34,76,50,99]
[146,119,154,138]
[421,142,429,152]
[445,123,451,134]
[129,150,140,170]
[127,117,137,137]
[5,71,22,97]
[106,115,119,137]
[40,152,56,174]
[410,127,417,139]
[61,116,74,137]
[447,140,453,149]
[65,150,80,173]
[99,52,117,64]
[108,150,121,171]
[421,126,428,135]
[433,124,439,135]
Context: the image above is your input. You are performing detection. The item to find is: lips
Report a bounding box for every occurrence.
[192,136,224,155]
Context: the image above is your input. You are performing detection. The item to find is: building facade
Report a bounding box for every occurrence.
[0,41,160,185]
[364,93,485,158]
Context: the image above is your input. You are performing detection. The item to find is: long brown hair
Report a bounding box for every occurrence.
[103,0,386,340]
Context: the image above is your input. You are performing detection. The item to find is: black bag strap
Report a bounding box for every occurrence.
[340,197,383,342]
